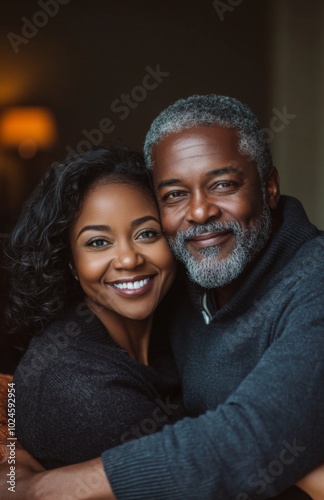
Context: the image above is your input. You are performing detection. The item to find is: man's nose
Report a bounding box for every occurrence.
[113,242,145,269]
[186,192,221,225]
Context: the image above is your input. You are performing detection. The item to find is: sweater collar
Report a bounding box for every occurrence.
[186,196,319,322]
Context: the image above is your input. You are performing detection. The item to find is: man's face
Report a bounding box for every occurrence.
[151,125,278,288]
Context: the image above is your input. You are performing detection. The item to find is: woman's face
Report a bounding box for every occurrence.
[70,182,176,321]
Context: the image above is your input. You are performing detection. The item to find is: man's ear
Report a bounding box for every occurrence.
[265,166,280,209]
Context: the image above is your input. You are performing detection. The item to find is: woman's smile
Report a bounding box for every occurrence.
[107,274,155,296]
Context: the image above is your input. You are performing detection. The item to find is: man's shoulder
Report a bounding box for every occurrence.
[285,231,324,275]
[265,232,324,317]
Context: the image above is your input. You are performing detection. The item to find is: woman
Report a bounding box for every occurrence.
[6,147,185,468]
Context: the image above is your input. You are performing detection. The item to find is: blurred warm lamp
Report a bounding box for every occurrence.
[0,107,57,159]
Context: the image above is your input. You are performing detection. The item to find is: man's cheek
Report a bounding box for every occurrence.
[161,208,184,236]
[160,213,175,236]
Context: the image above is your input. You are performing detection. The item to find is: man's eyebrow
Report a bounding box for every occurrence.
[157,166,243,190]
[77,224,110,239]
[157,178,182,190]
[205,166,243,177]
[130,215,160,227]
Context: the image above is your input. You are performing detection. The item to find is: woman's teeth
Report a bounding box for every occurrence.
[113,277,150,290]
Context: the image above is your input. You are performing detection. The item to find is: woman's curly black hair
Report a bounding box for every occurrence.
[5,146,153,342]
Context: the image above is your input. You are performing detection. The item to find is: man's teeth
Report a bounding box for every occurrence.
[113,278,150,290]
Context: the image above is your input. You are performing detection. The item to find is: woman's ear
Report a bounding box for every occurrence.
[265,166,280,209]
[68,262,79,280]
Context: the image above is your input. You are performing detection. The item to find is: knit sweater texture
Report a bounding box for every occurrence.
[14,305,184,469]
[102,196,324,500]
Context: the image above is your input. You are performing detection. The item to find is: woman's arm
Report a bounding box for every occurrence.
[0,447,44,500]
[297,465,324,500]
[0,446,114,500]
[32,458,114,500]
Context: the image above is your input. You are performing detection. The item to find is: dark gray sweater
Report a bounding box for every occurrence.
[14,305,184,469]
[102,196,324,499]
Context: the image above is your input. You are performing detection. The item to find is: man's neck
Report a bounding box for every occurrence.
[212,268,249,309]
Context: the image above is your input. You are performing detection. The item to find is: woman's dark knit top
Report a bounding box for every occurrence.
[14,303,184,469]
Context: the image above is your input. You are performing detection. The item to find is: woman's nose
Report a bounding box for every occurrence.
[113,243,145,269]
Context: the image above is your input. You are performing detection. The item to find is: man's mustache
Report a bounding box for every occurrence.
[173,221,240,241]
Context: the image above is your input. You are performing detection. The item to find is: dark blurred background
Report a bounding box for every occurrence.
[1,0,323,372]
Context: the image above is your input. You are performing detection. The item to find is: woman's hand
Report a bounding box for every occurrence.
[0,444,45,500]
[297,464,324,500]
[0,444,115,500]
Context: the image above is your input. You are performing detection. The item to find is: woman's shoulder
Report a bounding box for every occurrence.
[24,302,117,348]
[13,303,122,387]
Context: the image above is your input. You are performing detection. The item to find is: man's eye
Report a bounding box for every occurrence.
[211,181,237,191]
[163,191,186,202]
[87,239,109,248]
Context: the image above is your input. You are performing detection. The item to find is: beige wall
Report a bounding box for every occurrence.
[269,0,324,228]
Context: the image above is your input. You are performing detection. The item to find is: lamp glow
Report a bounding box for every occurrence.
[0,107,57,157]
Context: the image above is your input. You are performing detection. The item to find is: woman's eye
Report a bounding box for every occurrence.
[87,239,109,248]
[137,229,159,240]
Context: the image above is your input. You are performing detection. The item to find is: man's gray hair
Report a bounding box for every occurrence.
[144,94,272,181]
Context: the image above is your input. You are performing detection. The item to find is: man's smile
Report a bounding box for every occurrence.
[186,230,233,249]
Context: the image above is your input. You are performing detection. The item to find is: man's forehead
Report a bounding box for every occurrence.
[151,125,241,168]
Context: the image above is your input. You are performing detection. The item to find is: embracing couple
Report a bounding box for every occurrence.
[1,95,324,499]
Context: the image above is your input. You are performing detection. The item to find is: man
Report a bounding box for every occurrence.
[1,95,324,499]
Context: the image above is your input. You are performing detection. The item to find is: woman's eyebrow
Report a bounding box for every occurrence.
[77,224,110,239]
[77,217,160,238]
[131,216,160,228]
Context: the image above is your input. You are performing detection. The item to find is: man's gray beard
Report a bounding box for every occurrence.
[167,204,272,288]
